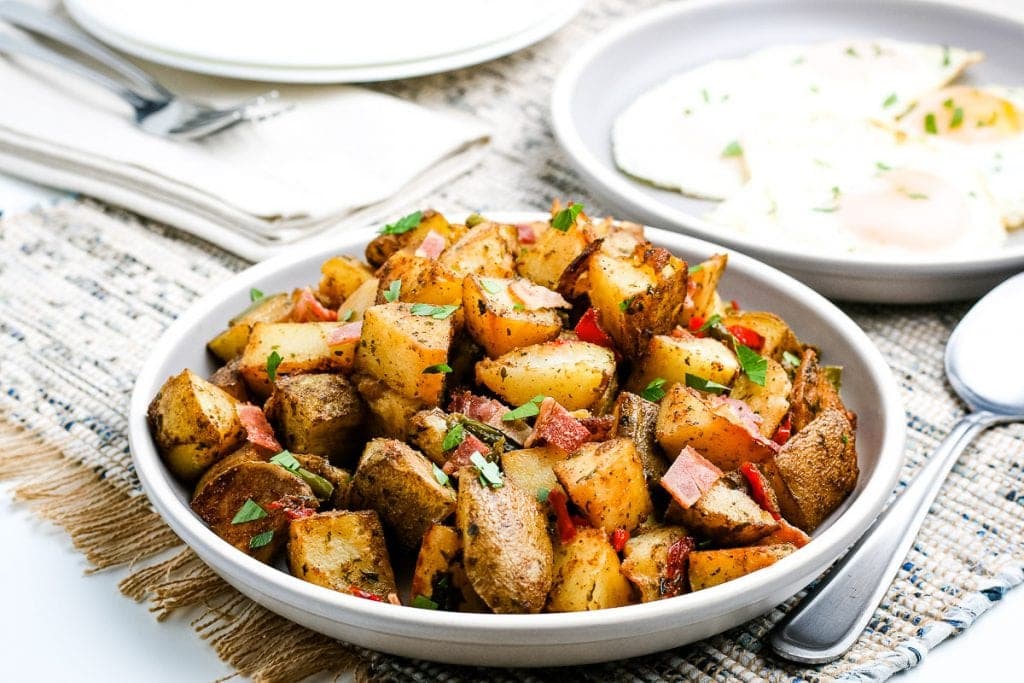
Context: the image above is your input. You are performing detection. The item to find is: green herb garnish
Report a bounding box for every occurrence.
[432,463,449,487]
[470,451,504,488]
[688,263,704,274]
[841,434,850,445]
[942,45,951,67]
[480,278,503,295]
[845,46,859,58]
[735,344,767,386]
[698,313,722,333]
[411,594,439,610]
[380,210,423,235]
[641,378,668,402]
[465,212,486,228]
[721,140,743,158]
[551,202,584,232]
[410,303,459,319]
[340,309,355,322]
[249,530,274,550]
[231,499,268,524]
[906,192,928,200]
[924,113,938,134]
[875,161,892,171]
[383,279,402,303]
[422,363,453,374]
[619,296,635,312]
[249,287,264,302]
[685,373,729,395]
[782,350,801,367]
[537,488,550,503]
[512,303,525,312]
[950,106,964,129]
[502,394,545,421]
[882,93,898,108]
[266,350,283,383]
[270,450,301,471]
[442,423,465,452]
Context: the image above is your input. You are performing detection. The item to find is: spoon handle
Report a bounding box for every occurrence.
[771,410,996,663]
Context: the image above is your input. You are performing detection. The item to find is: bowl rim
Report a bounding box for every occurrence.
[128,212,906,647]
[549,0,1024,275]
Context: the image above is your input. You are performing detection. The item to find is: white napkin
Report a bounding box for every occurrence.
[0,36,490,260]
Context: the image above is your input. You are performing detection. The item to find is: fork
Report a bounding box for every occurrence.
[0,1,281,140]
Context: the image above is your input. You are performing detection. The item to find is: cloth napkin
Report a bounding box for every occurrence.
[0,30,490,260]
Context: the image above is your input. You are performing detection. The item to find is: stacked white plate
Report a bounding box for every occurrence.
[65,0,584,82]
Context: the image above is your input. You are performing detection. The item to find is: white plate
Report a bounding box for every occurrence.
[128,212,905,667]
[66,0,584,83]
[551,0,1024,303]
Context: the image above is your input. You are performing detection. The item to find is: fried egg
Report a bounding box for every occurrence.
[612,39,981,200]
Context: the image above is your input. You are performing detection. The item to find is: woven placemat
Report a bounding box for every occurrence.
[1,0,1022,679]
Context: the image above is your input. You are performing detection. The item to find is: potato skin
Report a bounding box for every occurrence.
[620,524,692,602]
[547,528,634,612]
[553,438,653,533]
[264,373,366,464]
[439,222,518,278]
[318,255,374,308]
[351,438,457,547]
[207,292,293,364]
[685,254,727,322]
[688,544,796,591]
[238,321,357,399]
[457,470,553,613]
[611,392,668,486]
[671,478,778,546]
[209,359,250,402]
[410,524,488,612]
[353,375,428,439]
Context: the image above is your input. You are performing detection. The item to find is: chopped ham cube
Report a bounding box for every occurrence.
[660,446,723,509]
[509,280,571,310]
[291,287,337,322]
[711,396,780,452]
[236,404,281,452]
[414,229,446,259]
[443,434,489,475]
[524,397,590,453]
[326,321,362,345]
[516,223,537,244]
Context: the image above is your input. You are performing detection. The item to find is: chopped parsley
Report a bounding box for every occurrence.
[512,303,526,311]
[479,278,503,295]
[721,140,743,158]
[875,161,892,171]
[551,202,584,231]
[442,423,465,452]
[269,450,301,471]
[266,350,283,383]
[782,350,801,367]
[943,98,954,110]
[470,451,503,488]
[249,287,264,302]
[619,296,635,312]
[231,499,268,524]
[410,303,459,319]
[841,433,850,445]
[685,373,729,395]
[882,93,898,108]
[735,344,767,386]
[383,279,402,303]
[432,463,449,487]
[701,88,710,103]
[465,212,486,228]
[924,113,938,134]
[906,192,928,200]
[641,378,668,402]
[536,488,550,503]
[941,45,951,67]
[422,363,453,374]
[698,313,722,333]
[950,106,964,129]
[845,46,859,58]
[411,594,439,610]
[249,530,274,550]
[340,308,355,322]
[812,206,839,213]
[502,394,545,421]
[379,210,423,235]
[688,263,704,274]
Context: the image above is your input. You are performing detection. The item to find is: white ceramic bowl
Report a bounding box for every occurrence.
[128,213,905,667]
[551,0,1024,303]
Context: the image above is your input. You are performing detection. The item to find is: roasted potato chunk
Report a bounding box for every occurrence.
[351,438,457,548]
[620,524,692,602]
[354,375,428,439]
[365,209,455,268]
[685,254,727,322]
[670,478,778,546]
[147,369,247,482]
[318,255,374,308]
[688,544,796,591]
[375,251,463,308]
[439,222,518,278]
[457,471,553,613]
[730,357,791,437]
[629,333,739,393]
[408,408,451,466]
[553,438,653,533]
[655,384,777,471]
[238,321,357,399]
[501,446,570,499]
[207,292,294,364]
[287,510,397,600]
[587,247,688,357]
[721,310,802,363]
[264,373,366,463]
[547,528,634,611]
[410,524,488,612]
[356,303,455,406]
[790,348,853,431]
[475,340,616,411]
[337,277,379,322]
[292,453,352,510]
[762,408,858,531]
[191,458,316,563]
[611,392,669,486]
[516,219,591,289]
[209,359,249,402]
[462,275,563,358]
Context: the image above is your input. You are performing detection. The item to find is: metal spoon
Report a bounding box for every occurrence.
[771,271,1024,663]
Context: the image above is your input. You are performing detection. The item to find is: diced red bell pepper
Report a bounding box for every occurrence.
[687,315,706,333]
[347,585,383,601]
[738,462,782,521]
[730,299,740,311]
[574,307,615,349]
[547,489,577,543]
[611,527,630,552]
[773,413,792,446]
[727,324,764,351]
[662,536,696,597]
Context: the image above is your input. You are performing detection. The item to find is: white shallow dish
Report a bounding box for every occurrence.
[551,0,1024,303]
[128,212,905,667]
[66,0,584,83]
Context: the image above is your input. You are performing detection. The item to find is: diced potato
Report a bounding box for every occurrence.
[462,275,562,358]
[721,310,802,362]
[355,302,455,405]
[147,369,247,482]
[264,373,366,463]
[354,375,427,439]
[587,249,688,357]
[553,438,653,533]
[686,254,727,322]
[207,292,293,363]
[439,222,518,278]
[457,470,553,613]
[410,524,488,612]
[761,408,858,531]
[351,438,457,547]
[337,277,379,322]
[287,510,398,600]
[238,321,357,399]
[191,458,316,563]
[475,340,616,411]
[671,479,778,546]
[209,359,249,402]
[501,446,570,500]
[655,384,777,471]
[365,209,456,268]
[630,334,739,393]
[620,524,692,602]
[516,220,591,289]
[375,251,463,308]
[688,544,796,591]
[318,255,374,308]
[408,408,451,466]
[730,357,791,437]
[547,528,634,611]
[790,348,853,432]
[611,392,669,485]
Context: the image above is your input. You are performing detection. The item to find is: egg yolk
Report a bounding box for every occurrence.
[837,169,970,250]
[902,85,1021,143]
